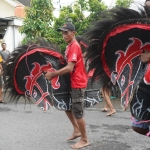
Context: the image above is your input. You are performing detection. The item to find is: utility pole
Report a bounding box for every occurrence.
[109,0,116,8]
[58,0,61,8]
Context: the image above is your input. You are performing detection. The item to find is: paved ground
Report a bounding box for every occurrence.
[0,93,149,150]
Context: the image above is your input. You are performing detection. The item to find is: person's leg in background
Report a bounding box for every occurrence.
[101,85,116,116]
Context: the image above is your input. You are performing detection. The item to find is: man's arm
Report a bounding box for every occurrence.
[140,50,150,63]
[45,61,75,80]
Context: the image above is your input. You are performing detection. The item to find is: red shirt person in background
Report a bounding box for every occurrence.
[45,22,89,149]
[130,0,150,137]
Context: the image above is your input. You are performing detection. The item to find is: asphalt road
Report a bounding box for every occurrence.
[0,94,149,150]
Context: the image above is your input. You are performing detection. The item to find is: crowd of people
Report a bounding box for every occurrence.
[44,18,150,148]
[101,84,117,116]
[2,22,149,150]
[1,1,150,149]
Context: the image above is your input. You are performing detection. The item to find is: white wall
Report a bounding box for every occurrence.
[0,0,15,18]
[3,26,14,51]
[3,19,25,52]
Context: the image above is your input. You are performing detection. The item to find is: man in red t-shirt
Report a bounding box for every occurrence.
[45,22,89,149]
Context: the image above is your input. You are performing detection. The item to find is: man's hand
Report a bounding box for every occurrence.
[140,50,150,63]
[45,72,54,80]
[44,62,75,80]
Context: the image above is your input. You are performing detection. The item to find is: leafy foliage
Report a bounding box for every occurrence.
[20,0,134,52]
[20,0,54,43]
[52,0,107,52]
[115,0,134,8]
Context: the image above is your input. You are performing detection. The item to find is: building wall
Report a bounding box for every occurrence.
[2,19,25,52]
[0,1,25,51]
[3,26,14,51]
[0,0,14,18]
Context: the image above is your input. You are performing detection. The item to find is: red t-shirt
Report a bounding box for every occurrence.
[65,40,87,88]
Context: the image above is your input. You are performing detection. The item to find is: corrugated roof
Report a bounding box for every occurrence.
[0,18,13,21]
[0,18,12,26]
[17,0,31,6]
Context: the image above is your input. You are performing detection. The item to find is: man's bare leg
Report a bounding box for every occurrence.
[101,88,109,112]
[65,110,81,141]
[71,117,89,149]
[105,95,116,116]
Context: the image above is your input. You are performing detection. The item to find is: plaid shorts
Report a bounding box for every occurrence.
[71,88,85,119]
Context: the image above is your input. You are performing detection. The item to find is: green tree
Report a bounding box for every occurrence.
[51,0,107,52]
[86,0,107,24]
[115,0,134,8]
[51,3,87,52]
[20,0,54,44]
